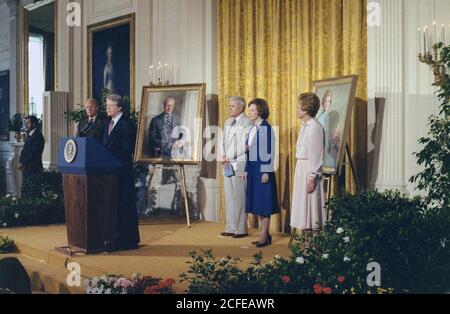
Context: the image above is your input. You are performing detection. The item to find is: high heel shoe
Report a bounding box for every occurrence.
[255,234,272,248]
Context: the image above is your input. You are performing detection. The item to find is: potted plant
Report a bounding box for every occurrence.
[7,113,23,142]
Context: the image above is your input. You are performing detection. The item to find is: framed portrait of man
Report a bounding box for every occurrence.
[313,75,358,175]
[87,14,135,107]
[134,84,206,165]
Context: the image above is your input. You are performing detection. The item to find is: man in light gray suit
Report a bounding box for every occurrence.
[221,96,252,238]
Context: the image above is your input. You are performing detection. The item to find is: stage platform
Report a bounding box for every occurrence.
[0,219,291,294]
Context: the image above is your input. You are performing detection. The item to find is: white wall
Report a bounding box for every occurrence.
[367,0,450,196]
[0,0,20,167]
[55,0,217,112]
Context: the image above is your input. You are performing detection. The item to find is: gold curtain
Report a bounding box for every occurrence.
[218,0,367,233]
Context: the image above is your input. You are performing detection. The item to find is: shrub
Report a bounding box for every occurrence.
[0,171,65,228]
[314,191,450,293]
[0,193,64,228]
[21,171,63,199]
[410,42,450,208]
[180,191,450,294]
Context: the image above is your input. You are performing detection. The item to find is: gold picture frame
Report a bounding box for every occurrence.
[134,83,206,165]
[87,13,135,109]
[313,75,358,175]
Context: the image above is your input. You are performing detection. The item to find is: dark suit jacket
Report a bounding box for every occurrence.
[19,129,45,175]
[102,115,140,248]
[148,112,182,158]
[76,116,106,143]
[103,115,135,170]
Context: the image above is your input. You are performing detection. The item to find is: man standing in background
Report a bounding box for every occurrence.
[221,96,252,238]
[76,98,105,143]
[18,116,45,181]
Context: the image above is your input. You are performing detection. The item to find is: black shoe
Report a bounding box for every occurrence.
[220,232,234,237]
[255,235,272,248]
[149,209,160,216]
[233,234,248,239]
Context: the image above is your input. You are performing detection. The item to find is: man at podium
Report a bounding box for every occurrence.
[103,94,140,251]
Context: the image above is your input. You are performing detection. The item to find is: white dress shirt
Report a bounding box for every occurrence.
[110,112,123,131]
[248,119,263,148]
[28,129,36,137]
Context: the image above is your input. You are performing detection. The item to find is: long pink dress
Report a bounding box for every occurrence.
[290,118,326,230]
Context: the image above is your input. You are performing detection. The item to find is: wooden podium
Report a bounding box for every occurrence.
[56,138,123,255]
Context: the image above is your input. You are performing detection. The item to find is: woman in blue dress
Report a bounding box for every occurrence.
[244,98,279,248]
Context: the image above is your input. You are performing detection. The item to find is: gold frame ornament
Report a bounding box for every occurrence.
[87,13,136,109]
[134,83,206,165]
[313,75,358,175]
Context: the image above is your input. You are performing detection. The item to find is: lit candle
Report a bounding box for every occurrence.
[424,26,428,53]
[426,25,433,52]
[441,24,445,44]
[433,21,437,44]
[158,62,162,82]
[149,65,154,83]
[418,27,422,55]
[164,63,169,83]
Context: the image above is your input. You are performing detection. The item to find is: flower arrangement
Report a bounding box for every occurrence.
[0,235,16,254]
[86,273,175,294]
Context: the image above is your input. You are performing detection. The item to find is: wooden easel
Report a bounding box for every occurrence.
[288,144,361,248]
[147,164,191,228]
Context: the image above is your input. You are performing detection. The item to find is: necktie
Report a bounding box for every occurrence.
[89,118,95,125]
[231,119,237,127]
[108,120,114,135]
[166,114,172,129]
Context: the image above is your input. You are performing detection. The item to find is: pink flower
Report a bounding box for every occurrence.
[322,287,332,294]
[115,277,133,289]
[313,284,323,294]
[281,276,291,284]
[337,276,346,284]
[144,285,160,294]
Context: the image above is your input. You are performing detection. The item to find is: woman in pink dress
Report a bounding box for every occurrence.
[290,92,326,233]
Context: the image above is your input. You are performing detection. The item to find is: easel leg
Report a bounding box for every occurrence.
[179,165,191,228]
[147,164,157,191]
[288,228,297,249]
[327,176,332,202]
[345,144,361,193]
[324,175,333,221]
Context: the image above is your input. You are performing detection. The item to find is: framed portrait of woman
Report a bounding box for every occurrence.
[134,84,206,165]
[313,75,358,175]
[87,14,135,108]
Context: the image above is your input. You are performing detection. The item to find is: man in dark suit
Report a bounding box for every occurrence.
[148,96,183,158]
[18,116,45,180]
[76,98,105,142]
[103,94,140,251]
